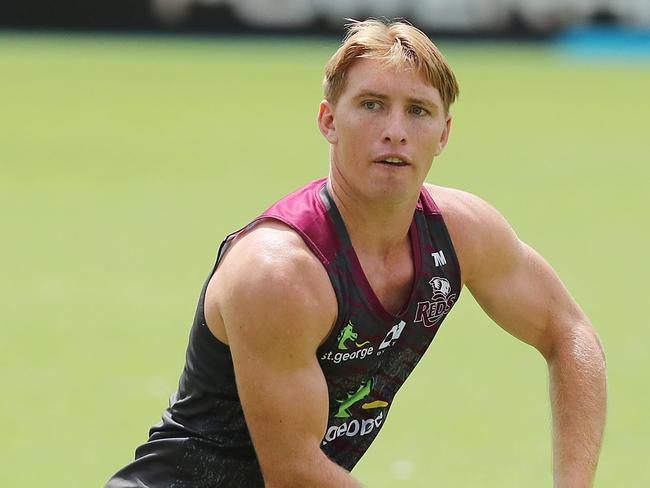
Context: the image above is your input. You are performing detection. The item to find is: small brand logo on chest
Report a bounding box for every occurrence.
[431,250,447,267]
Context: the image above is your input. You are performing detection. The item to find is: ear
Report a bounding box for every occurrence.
[317,100,338,144]
[434,114,452,156]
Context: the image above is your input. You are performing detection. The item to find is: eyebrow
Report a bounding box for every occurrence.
[352,91,388,101]
[407,96,438,112]
[353,90,439,112]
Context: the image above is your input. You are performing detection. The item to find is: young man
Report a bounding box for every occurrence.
[105,19,606,488]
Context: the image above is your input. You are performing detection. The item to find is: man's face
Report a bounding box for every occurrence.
[319,58,451,204]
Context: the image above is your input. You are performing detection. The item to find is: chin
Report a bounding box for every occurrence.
[365,179,418,204]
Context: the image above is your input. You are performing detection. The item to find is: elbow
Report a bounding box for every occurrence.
[545,319,606,374]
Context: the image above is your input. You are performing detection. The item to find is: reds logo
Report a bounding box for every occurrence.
[414,277,457,328]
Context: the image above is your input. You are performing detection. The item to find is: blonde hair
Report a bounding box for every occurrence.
[323,19,459,112]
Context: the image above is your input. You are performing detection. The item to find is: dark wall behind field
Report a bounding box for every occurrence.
[2,0,647,37]
[1,1,275,33]
[1,1,156,30]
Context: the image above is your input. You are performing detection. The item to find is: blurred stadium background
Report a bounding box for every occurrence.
[1,1,648,486]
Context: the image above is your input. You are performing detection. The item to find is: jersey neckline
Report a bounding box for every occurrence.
[318,183,423,323]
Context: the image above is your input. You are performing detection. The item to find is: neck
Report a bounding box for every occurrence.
[327,171,420,258]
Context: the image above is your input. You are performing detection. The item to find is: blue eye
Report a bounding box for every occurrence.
[410,105,428,116]
[363,101,381,110]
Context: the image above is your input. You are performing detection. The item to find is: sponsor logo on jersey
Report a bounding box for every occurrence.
[320,322,374,364]
[414,277,457,328]
[431,250,447,267]
[322,377,389,446]
[377,320,406,355]
[337,322,370,350]
[335,377,374,418]
[322,410,385,446]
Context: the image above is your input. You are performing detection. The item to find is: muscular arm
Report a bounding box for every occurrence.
[431,185,607,487]
[205,222,364,488]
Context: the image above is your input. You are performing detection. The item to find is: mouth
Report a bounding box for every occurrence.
[374,156,410,168]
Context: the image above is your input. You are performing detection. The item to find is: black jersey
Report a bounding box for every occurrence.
[105,178,461,487]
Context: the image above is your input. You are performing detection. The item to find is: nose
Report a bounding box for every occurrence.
[381,110,408,145]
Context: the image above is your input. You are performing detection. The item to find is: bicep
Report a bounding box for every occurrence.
[208,226,337,483]
[433,185,589,358]
[225,313,330,462]
[468,239,585,358]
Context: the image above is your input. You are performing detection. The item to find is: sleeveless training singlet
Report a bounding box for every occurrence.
[105,178,461,487]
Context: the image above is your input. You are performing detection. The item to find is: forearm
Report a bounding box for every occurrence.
[264,451,364,488]
[300,456,365,488]
[547,323,607,488]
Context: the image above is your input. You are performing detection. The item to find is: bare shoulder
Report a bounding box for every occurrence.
[424,183,505,229]
[423,183,523,285]
[205,220,337,349]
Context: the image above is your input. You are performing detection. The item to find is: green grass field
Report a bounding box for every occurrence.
[1,32,648,486]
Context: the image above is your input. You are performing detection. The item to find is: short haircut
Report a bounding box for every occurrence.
[323,18,460,113]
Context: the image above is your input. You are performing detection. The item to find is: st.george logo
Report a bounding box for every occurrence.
[337,323,370,350]
[320,323,373,364]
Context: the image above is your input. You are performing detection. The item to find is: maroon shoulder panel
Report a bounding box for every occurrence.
[258,178,341,265]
